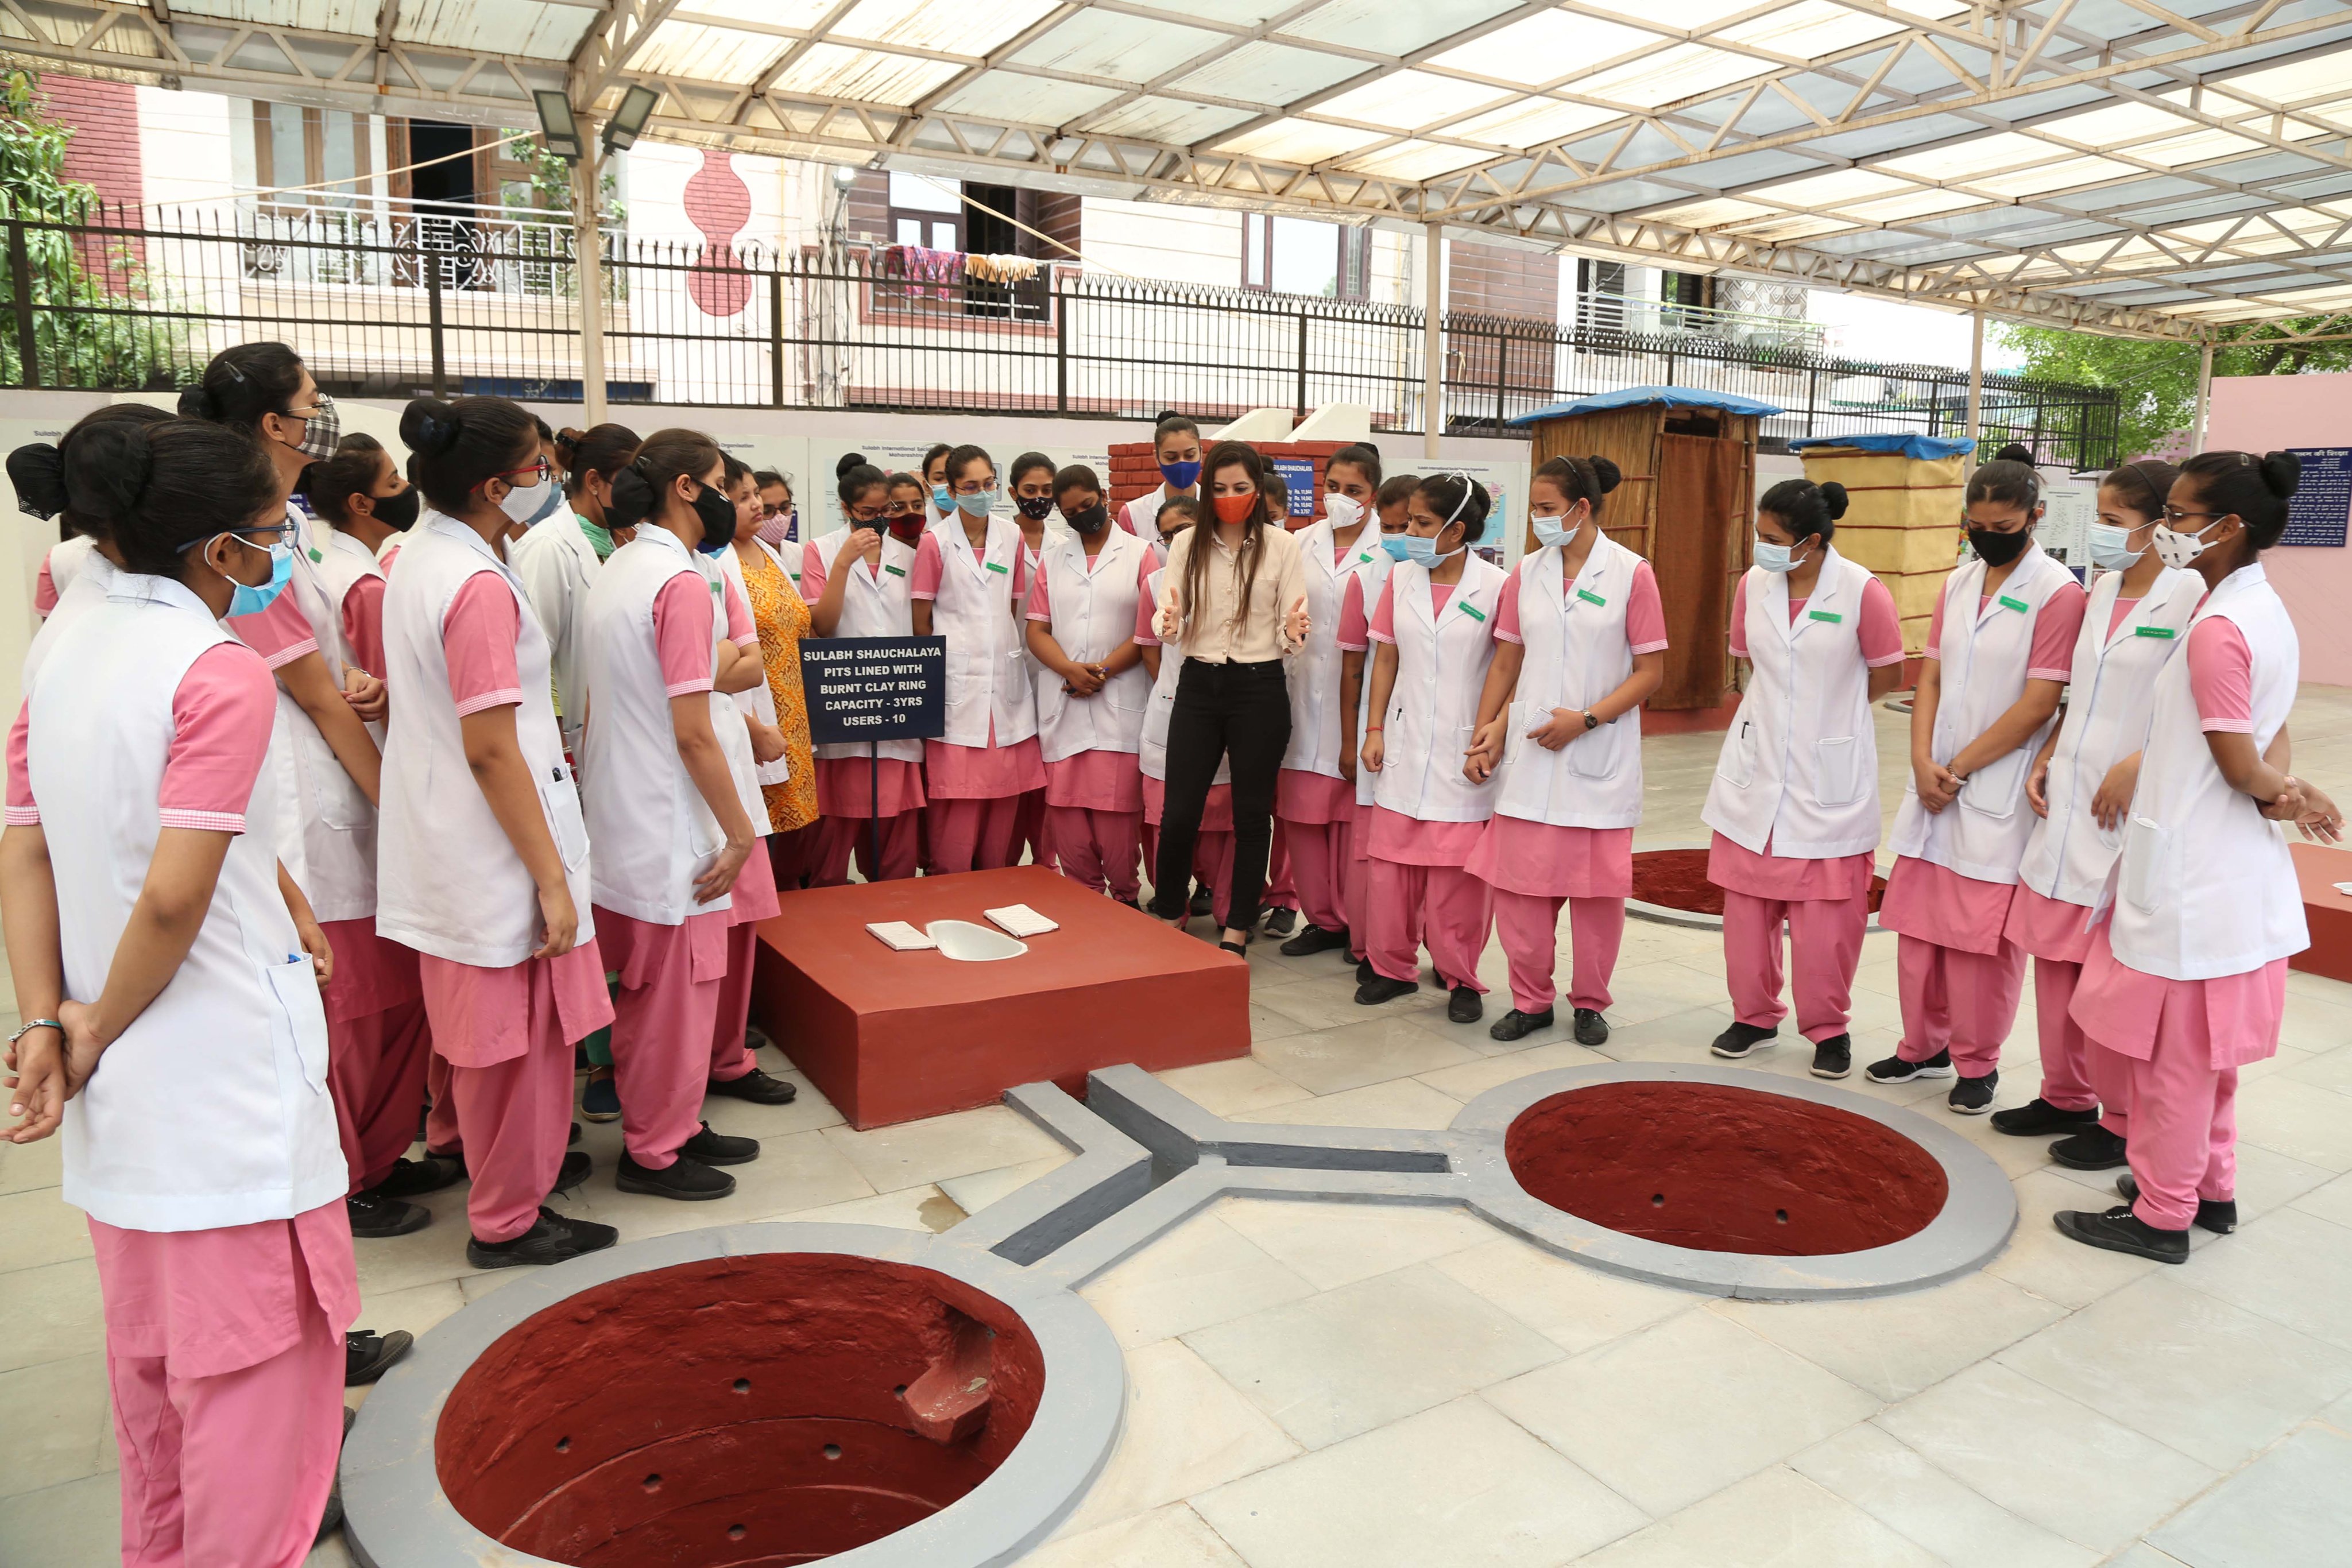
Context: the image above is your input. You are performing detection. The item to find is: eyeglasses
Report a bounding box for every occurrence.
[488,458,552,489]
[760,502,792,518]
[847,505,888,521]
[178,521,291,553]
[2160,505,2226,526]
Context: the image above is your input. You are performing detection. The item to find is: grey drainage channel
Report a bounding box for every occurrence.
[344,1062,2013,1567]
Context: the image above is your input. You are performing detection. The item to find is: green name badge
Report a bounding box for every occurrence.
[308,547,324,563]
[1809,609,1843,624]
[1461,603,1488,622]
[883,563,906,578]
[1356,552,1374,565]
[1998,594,2029,614]
[1576,587,1607,606]
[985,560,1009,575]
[2135,625,2176,638]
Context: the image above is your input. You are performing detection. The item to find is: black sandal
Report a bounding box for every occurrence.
[1218,938,1249,955]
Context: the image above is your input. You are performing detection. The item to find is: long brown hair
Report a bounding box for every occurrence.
[1182,439,1274,638]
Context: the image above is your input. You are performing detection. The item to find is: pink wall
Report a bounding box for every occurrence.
[2206,372,2352,687]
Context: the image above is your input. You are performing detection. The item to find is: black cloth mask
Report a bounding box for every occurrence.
[1967,527,2030,567]
[1066,503,1109,534]
[691,482,738,554]
[370,486,420,532]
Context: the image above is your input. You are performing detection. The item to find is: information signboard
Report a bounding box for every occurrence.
[800,636,946,746]
[2282,447,2351,548]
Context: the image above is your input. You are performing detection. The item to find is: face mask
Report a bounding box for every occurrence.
[498,475,552,525]
[1322,494,1364,532]
[2087,522,2144,571]
[1212,492,1256,525]
[576,513,616,560]
[286,393,339,460]
[219,536,293,617]
[691,481,737,554]
[956,487,997,516]
[2152,518,2222,570]
[931,483,955,513]
[889,516,926,544]
[369,486,420,532]
[1160,459,1201,491]
[1015,494,1054,521]
[1753,535,1805,574]
[1383,531,1460,567]
[1532,512,1584,551]
[1967,526,2031,567]
[1066,502,1109,535]
[757,510,794,548]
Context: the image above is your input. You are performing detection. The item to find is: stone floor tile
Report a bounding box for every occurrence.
[1414,1041,1612,1102]
[1588,961,1733,1027]
[2274,997,2352,1056]
[2148,1424,2352,1568]
[1061,1339,1299,1535]
[1156,1056,1315,1117]
[1192,1396,1647,1568]
[1251,976,1444,1035]
[1429,1239,1697,1355]
[1248,1078,1465,1130]
[1876,1362,2216,1554]
[1714,1271,2066,1402]
[2231,1078,2352,1172]
[1996,1271,2352,1469]
[1024,1503,1248,1567]
[2181,1207,2352,1352]
[1790,1423,2097,1568]
[0,1353,110,1499]
[0,1187,95,1276]
[1078,1211,1318,1351]
[1484,1310,1878,1517]
[1248,1015,1480,1096]
[1212,1197,1493,1291]
[0,1473,121,1568]
[773,1183,965,1232]
[1985,1170,2165,1310]
[351,1278,469,1342]
[2281,1045,2352,1094]
[1574,1465,1940,1568]
[816,1104,1065,1193]
[2292,1171,2352,1230]
[572,1127,877,1240]
[695,1064,848,1139]
[937,1155,1072,1217]
[0,1257,103,1376]
[1247,1000,1313,1045]
[0,1133,63,1197]
[1182,1264,1563,1450]
[305,1533,355,1566]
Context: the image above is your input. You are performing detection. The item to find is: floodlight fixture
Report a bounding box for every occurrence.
[532,90,582,161]
[604,84,660,153]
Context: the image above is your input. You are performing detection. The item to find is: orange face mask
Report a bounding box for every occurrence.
[1212,491,1256,524]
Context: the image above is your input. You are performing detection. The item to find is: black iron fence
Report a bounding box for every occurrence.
[0,202,2123,469]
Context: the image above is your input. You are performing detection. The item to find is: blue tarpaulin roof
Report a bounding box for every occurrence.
[1788,433,1975,460]
[1506,385,1785,424]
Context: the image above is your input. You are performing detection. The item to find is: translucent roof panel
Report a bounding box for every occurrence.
[25,0,2352,338]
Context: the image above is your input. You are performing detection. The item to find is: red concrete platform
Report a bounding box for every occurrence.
[2291,842,2352,986]
[749,865,1250,1129]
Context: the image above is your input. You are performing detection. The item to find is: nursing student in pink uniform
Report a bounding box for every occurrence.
[912,444,1046,873]
[1118,412,1204,537]
[3,417,358,1566]
[1334,476,1414,978]
[580,430,781,1202]
[2055,451,2342,1263]
[1008,450,1061,869]
[1705,480,1906,1078]
[1870,447,2088,1113]
[1357,473,1507,1024]
[1464,455,1666,1044]
[805,457,928,883]
[1272,443,1384,957]
[377,396,619,1268]
[1135,497,1242,925]
[1025,463,1150,901]
[1992,459,2202,1168]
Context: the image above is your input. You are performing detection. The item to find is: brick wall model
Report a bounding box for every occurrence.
[35,74,145,282]
[1447,237,1558,325]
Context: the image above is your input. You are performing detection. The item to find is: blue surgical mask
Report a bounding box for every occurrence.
[1753,535,1805,574]
[956,487,998,516]
[2087,521,2144,571]
[1383,532,1460,567]
[1160,459,1201,490]
[1531,513,1583,550]
[226,539,294,616]
[931,484,954,513]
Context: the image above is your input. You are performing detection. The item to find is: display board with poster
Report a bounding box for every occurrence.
[2282,448,2350,548]
[1269,456,1317,520]
[2036,469,2097,582]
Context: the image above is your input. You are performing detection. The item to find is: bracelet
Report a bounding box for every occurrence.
[1364,725,1383,733]
[9,1018,63,1046]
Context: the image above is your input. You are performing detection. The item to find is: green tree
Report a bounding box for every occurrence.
[1999,318,2352,461]
[0,69,188,388]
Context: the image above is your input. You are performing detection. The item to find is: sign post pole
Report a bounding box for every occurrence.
[869,738,880,885]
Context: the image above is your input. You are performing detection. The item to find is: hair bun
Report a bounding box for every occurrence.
[554,427,584,458]
[1818,480,1850,521]
[1154,409,1182,424]
[399,397,463,457]
[9,443,67,520]
[1993,443,2036,465]
[836,451,869,480]
[2259,450,2301,500]
[176,386,217,420]
[1587,455,1623,494]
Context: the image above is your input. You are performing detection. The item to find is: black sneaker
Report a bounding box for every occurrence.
[580,1071,621,1122]
[1281,923,1351,957]
[616,1151,737,1201]
[1866,1048,1953,1084]
[1573,1009,1610,1047]
[2117,1174,2238,1234]
[467,1207,621,1269]
[1810,1034,1852,1079]
[2051,1125,2130,1170]
[1948,1071,1999,1115]
[345,1329,412,1386]
[568,1121,582,1147]
[2053,1203,2188,1264]
[1990,1096,2102,1137]
[1263,907,1299,937]
[1355,974,1421,1006]
[1710,1022,1778,1060]
[1355,958,1375,985]
[1190,884,1213,917]
[1490,1008,1554,1043]
[366,1153,466,1199]
[1446,985,1483,1024]
[708,1067,798,1106]
[319,1407,354,1541]
[744,1024,775,1055]
[549,1149,591,1197]
[345,1190,428,1239]
[682,1121,760,1166]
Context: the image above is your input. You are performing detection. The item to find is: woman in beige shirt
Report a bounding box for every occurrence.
[1149,439,1311,953]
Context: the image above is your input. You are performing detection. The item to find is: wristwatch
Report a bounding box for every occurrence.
[1581,710,1601,731]
[9,1018,63,1046]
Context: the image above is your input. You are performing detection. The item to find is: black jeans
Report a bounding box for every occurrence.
[1151,657,1291,927]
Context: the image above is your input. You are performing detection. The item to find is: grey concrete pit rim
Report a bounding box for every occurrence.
[337,1221,1126,1568]
[1626,838,1890,933]
[1449,1062,2015,1300]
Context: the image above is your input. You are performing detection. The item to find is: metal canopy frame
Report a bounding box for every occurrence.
[10,0,2352,341]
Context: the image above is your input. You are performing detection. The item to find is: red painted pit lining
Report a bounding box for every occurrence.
[1632,847,1886,917]
[1506,1082,1948,1256]
[436,1254,1046,1567]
